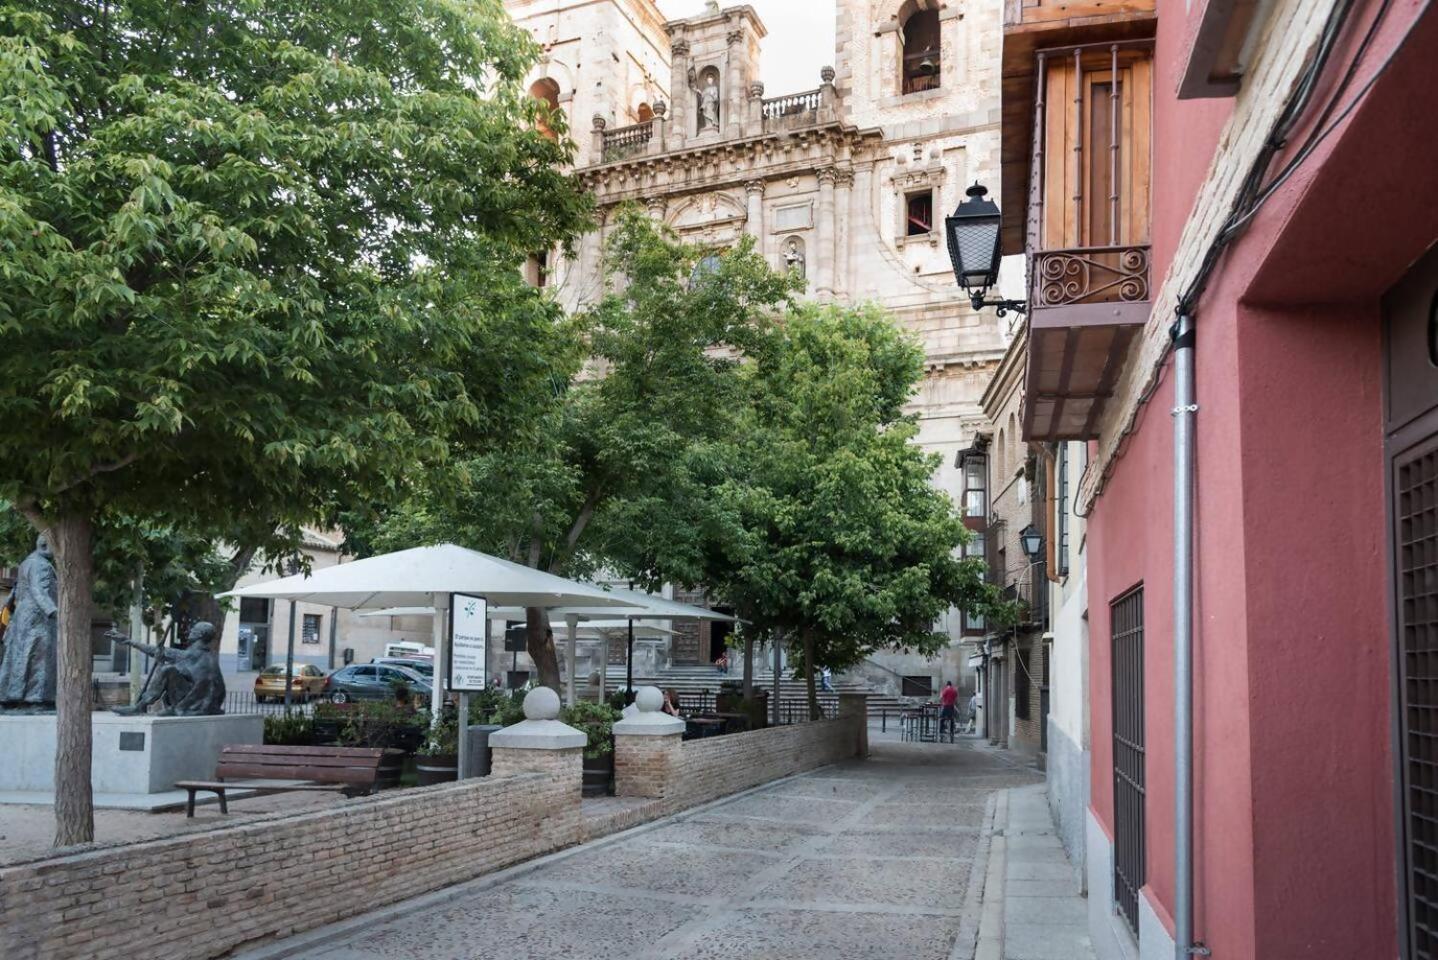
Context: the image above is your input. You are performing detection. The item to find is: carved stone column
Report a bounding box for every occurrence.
[816,167,837,300]
[645,196,668,222]
[725,30,745,139]
[848,161,875,299]
[748,81,765,137]
[591,114,607,165]
[744,179,766,244]
[833,168,854,299]
[669,39,690,150]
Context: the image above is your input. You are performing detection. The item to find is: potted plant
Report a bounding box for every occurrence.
[560,700,620,797]
[414,711,459,786]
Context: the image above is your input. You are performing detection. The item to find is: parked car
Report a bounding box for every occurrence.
[370,656,434,680]
[324,663,431,704]
[253,664,328,703]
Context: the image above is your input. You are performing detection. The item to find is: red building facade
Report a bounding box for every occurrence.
[1002,0,1438,956]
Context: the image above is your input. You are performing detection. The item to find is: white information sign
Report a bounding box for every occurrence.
[448,593,489,693]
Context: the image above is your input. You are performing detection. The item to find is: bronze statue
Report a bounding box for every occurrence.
[113,621,226,716]
[0,534,58,711]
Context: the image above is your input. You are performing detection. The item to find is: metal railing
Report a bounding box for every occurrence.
[761,89,821,120]
[1026,39,1155,258]
[601,120,654,162]
[1032,244,1150,307]
[1003,559,1049,630]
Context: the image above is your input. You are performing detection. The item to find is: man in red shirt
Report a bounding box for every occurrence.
[939,680,959,742]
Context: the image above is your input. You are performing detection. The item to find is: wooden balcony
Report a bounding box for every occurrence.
[1024,244,1149,442]
[1001,4,1156,255]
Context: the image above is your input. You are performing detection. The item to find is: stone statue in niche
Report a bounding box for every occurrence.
[0,534,57,711]
[689,67,721,131]
[784,238,806,278]
[112,621,226,716]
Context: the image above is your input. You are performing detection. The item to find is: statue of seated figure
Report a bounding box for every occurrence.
[112,621,226,717]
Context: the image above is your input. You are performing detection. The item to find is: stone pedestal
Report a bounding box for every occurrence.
[613,686,685,799]
[488,688,585,790]
[0,712,262,796]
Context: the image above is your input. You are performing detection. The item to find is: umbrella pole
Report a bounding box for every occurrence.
[600,632,609,701]
[565,614,578,705]
[430,594,449,725]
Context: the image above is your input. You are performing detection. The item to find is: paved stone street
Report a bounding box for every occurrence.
[237,733,1091,960]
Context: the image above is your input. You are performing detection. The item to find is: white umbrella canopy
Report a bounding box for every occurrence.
[221,544,634,611]
[359,608,673,639]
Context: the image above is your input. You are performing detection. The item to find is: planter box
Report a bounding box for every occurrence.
[415,754,458,786]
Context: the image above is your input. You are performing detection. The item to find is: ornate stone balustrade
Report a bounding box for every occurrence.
[761,88,822,120]
[601,119,656,163]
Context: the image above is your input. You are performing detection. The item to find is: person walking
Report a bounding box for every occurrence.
[820,665,834,693]
[939,680,959,742]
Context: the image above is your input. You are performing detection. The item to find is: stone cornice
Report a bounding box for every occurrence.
[578,122,885,203]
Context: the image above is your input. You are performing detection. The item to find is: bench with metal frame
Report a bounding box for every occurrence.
[174,744,402,817]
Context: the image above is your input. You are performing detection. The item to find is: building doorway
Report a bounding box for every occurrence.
[1385,242,1438,960]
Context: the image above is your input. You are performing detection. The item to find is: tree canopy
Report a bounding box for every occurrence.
[358,209,799,687]
[0,0,589,845]
[707,304,1007,717]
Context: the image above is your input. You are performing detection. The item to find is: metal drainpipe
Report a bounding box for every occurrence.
[1172,312,1200,959]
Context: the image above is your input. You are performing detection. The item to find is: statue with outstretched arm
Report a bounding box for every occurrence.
[112,621,226,716]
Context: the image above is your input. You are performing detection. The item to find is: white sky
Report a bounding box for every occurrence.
[656,1,838,96]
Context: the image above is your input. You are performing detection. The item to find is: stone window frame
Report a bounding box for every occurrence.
[875,0,963,105]
[891,161,947,249]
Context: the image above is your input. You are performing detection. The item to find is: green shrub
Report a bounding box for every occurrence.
[559,700,620,760]
[263,711,314,746]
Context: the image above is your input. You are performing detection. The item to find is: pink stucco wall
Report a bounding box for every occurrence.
[1086,0,1436,956]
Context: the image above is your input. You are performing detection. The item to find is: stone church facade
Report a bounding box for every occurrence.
[506,0,1008,674]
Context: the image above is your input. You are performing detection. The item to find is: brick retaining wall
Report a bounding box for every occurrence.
[2,715,860,960]
[615,712,865,808]
[1,770,581,960]
[669,716,863,808]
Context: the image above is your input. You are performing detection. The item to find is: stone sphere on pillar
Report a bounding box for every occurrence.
[523,686,562,721]
[635,686,664,713]
[821,65,836,84]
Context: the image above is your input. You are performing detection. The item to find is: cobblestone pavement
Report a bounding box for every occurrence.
[241,734,1055,960]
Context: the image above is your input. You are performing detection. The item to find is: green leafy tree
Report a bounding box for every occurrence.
[361,209,798,688]
[0,0,587,845]
[707,305,1008,719]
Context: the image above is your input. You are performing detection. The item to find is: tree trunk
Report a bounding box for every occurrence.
[526,606,561,692]
[51,512,95,847]
[742,632,753,700]
[802,627,819,721]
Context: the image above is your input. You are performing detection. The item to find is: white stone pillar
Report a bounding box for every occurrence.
[748,82,765,137]
[849,162,874,299]
[816,167,837,300]
[744,180,765,245]
[564,614,579,705]
[833,169,853,299]
[645,196,668,223]
[725,29,745,139]
[489,688,586,792]
[590,115,607,165]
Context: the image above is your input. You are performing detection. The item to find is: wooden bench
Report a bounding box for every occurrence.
[175,744,403,817]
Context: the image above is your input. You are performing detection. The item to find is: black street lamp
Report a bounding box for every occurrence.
[1019,524,1044,562]
[946,183,1027,316]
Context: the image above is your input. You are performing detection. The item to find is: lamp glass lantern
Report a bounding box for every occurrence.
[946,183,1004,309]
[1019,524,1044,562]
